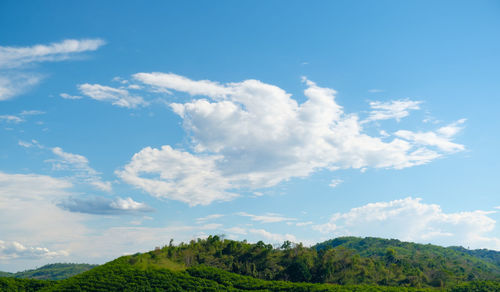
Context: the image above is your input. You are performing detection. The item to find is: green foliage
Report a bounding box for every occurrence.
[1,263,97,280]
[0,271,13,277]
[2,236,500,291]
[122,235,500,288]
[0,277,56,291]
[449,281,500,292]
[316,237,500,287]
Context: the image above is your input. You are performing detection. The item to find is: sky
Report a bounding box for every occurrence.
[1,0,499,272]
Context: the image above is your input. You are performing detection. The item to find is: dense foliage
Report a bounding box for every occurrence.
[0,263,97,280]
[2,236,500,291]
[14,259,437,291]
[124,236,500,288]
[0,277,56,291]
[316,237,500,286]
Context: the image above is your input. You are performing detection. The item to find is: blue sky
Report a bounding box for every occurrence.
[1,0,500,272]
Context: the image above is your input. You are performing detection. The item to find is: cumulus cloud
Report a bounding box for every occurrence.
[78,83,148,108]
[47,147,112,192]
[117,145,238,206]
[58,196,153,215]
[0,240,68,260]
[121,72,465,205]
[236,212,296,223]
[365,99,422,122]
[0,39,105,100]
[313,197,500,249]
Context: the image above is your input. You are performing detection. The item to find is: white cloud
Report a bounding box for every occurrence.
[58,196,153,215]
[60,92,82,99]
[437,118,467,137]
[249,229,297,243]
[329,179,343,188]
[236,212,296,223]
[0,240,68,260]
[18,139,42,149]
[116,145,238,206]
[395,119,466,153]
[0,39,105,100]
[48,147,112,192]
[0,114,24,123]
[0,172,88,266]
[368,89,384,93]
[224,227,247,235]
[296,221,313,227]
[365,99,422,122]
[19,110,45,116]
[313,197,500,249]
[133,72,231,98]
[0,74,42,101]
[196,214,225,223]
[0,109,45,124]
[78,83,148,108]
[123,73,465,205]
[0,171,72,200]
[0,39,105,69]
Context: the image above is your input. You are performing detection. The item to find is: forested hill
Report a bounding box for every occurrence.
[2,236,500,291]
[315,236,500,282]
[0,263,97,280]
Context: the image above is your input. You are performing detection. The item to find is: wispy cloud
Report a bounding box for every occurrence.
[0,110,45,124]
[60,93,82,100]
[196,214,225,223]
[47,147,112,192]
[0,39,105,69]
[78,83,148,108]
[365,99,422,122]
[0,39,105,100]
[395,119,466,153]
[18,139,42,148]
[329,179,343,188]
[237,212,296,223]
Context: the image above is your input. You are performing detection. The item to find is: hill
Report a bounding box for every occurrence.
[315,237,500,285]
[0,263,97,280]
[118,235,500,288]
[2,236,500,291]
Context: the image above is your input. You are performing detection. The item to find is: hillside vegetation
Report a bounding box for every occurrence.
[2,236,500,291]
[0,263,97,280]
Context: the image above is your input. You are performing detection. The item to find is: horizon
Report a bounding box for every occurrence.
[1,0,499,272]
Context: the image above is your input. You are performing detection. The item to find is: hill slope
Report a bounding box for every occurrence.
[103,235,500,288]
[0,263,97,280]
[315,237,500,284]
[2,236,500,291]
